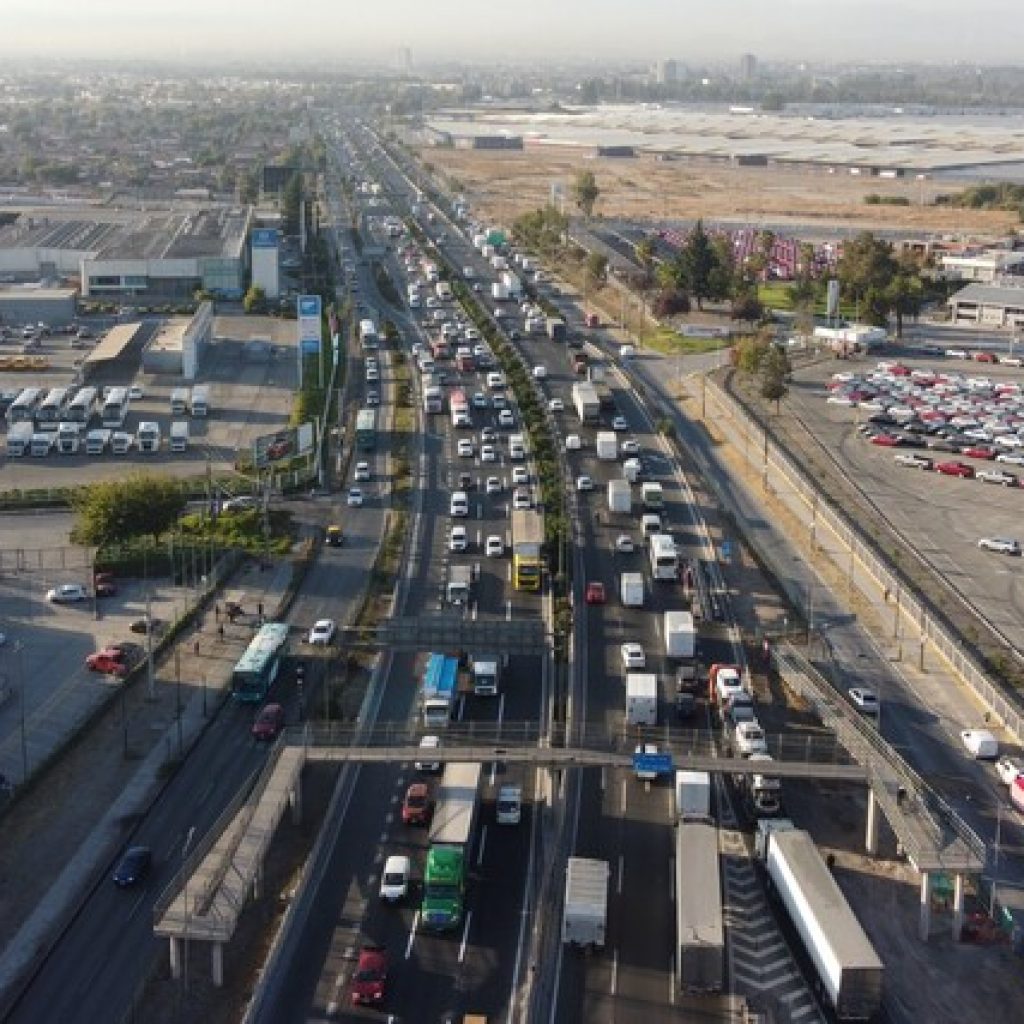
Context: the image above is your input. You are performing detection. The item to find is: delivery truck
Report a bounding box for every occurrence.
[757,821,884,1020]
[664,611,696,660]
[626,673,658,726]
[620,572,644,608]
[447,564,473,606]
[607,479,632,515]
[675,821,724,993]
[562,857,609,949]
[596,431,618,461]
[572,381,600,424]
[675,770,712,823]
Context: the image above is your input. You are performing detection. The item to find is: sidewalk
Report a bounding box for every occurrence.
[0,554,297,1005]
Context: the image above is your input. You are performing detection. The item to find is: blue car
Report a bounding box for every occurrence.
[113,846,152,887]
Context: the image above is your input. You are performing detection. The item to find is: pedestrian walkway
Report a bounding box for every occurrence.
[0,553,297,1006]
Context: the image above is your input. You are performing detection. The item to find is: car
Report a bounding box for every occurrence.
[485,476,502,495]
[485,535,504,558]
[354,461,371,482]
[512,488,532,510]
[129,616,162,635]
[585,581,606,605]
[457,438,474,458]
[978,469,1017,486]
[962,444,996,460]
[848,687,880,715]
[491,394,507,409]
[46,583,88,604]
[415,735,441,772]
[326,525,344,547]
[252,703,285,740]
[734,721,769,756]
[222,495,257,512]
[532,365,548,380]
[945,348,968,359]
[996,452,1024,466]
[894,453,932,469]
[347,487,364,507]
[621,643,646,669]
[974,350,999,363]
[379,854,412,902]
[615,534,635,554]
[480,445,496,462]
[365,389,380,406]
[997,755,1024,786]
[351,944,388,1006]
[112,846,152,887]
[128,385,144,401]
[611,416,628,432]
[402,782,432,825]
[498,409,515,428]
[621,439,640,455]
[85,649,130,676]
[634,742,660,781]
[548,398,564,412]
[308,618,337,645]
[978,537,1021,555]
[870,433,901,447]
[511,466,529,485]
[449,525,469,552]
[480,427,497,443]
[472,392,488,409]
[94,578,117,598]
[266,437,292,460]
[935,461,975,478]
[576,475,594,491]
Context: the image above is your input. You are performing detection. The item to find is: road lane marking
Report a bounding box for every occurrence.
[405,912,420,959]
[610,947,618,994]
[477,825,488,866]
[620,777,627,815]
[458,910,473,962]
[617,855,624,895]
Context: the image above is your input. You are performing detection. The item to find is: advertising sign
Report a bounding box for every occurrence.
[251,228,279,249]
[253,422,315,469]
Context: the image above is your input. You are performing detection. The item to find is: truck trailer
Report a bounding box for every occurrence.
[562,857,609,949]
[675,821,724,993]
[758,822,883,1020]
[625,673,658,726]
[620,572,644,608]
[664,611,696,660]
[596,431,618,461]
[571,381,600,424]
[607,478,632,515]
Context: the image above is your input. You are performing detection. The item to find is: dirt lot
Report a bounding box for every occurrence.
[420,146,1016,236]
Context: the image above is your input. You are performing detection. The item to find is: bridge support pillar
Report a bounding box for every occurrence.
[919,871,932,941]
[952,873,965,941]
[211,941,224,987]
[865,788,879,856]
[169,936,182,980]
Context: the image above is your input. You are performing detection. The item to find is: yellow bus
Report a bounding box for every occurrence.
[511,509,544,591]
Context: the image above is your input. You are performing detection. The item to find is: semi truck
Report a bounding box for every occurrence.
[626,672,658,726]
[664,611,696,660]
[571,381,600,424]
[596,431,618,461]
[6,422,34,457]
[641,481,664,509]
[607,478,632,515]
[757,821,884,1020]
[421,653,465,728]
[422,762,482,930]
[491,282,510,302]
[562,857,609,949]
[675,821,724,993]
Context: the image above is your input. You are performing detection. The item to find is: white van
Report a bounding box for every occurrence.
[450,491,469,517]
[509,434,526,460]
[564,434,582,452]
[641,513,663,538]
[486,371,506,391]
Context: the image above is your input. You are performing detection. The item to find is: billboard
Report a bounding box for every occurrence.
[297,294,322,355]
[253,422,315,469]
[827,279,840,319]
[251,228,279,249]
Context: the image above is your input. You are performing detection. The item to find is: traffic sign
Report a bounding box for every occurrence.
[632,751,674,776]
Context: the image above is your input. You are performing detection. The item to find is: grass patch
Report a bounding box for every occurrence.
[178,508,295,555]
[758,282,858,318]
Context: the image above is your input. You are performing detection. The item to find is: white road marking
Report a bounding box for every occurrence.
[405,912,420,959]
[617,855,624,895]
[458,910,473,962]
[477,825,488,866]
[620,777,628,815]
[610,947,618,994]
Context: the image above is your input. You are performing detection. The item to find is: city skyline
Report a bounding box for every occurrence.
[1,0,1023,65]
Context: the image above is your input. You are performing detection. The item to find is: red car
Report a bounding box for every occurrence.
[962,445,996,460]
[870,434,901,447]
[974,351,998,363]
[85,649,129,676]
[351,945,388,1006]
[585,581,607,605]
[252,703,285,740]
[402,782,431,826]
[935,461,975,478]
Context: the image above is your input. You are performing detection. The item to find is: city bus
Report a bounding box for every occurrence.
[230,621,290,703]
[36,388,72,429]
[101,387,131,429]
[511,509,544,591]
[649,533,680,582]
[66,386,100,424]
[355,407,376,451]
[6,387,44,426]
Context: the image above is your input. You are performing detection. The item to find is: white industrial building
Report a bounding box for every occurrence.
[939,250,1024,284]
[948,281,1024,329]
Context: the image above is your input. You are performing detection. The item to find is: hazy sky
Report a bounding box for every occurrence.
[1,0,1023,64]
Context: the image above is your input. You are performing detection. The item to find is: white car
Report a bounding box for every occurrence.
[129,385,145,401]
[449,525,469,552]
[978,469,1017,486]
[348,487,366,507]
[379,854,411,902]
[996,452,1024,466]
[498,409,515,428]
[621,439,640,455]
[472,392,488,409]
[481,445,497,463]
[848,687,880,715]
[46,583,89,604]
[354,461,371,482]
[978,537,1021,555]
[997,755,1024,786]
[945,348,968,360]
[548,398,564,413]
[222,495,257,512]
[532,365,548,380]
[734,721,769,756]
[512,488,532,510]
[621,643,646,669]
[511,466,529,485]
[415,734,441,772]
[576,475,594,491]
[894,453,932,469]
[612,416,628,432]
[308,618,337,646]
[485,535,504,557]
[615,534,635,554]
[485,476,502,495]
[457,438,474,458]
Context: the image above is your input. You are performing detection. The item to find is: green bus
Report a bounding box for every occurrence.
[355,407,376,451]
[230,622,290,702]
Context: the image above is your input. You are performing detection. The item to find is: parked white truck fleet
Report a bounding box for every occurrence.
[562,857,609,949]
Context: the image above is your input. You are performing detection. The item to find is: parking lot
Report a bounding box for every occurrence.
[786,351,1024,650]
[0,314,299,488]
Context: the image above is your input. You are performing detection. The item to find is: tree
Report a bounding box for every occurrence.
[761,346,791,412]
[572,170,600,218]
[734,333,772,375]
[634,237,656,290]
[282,171,303,235]
[837,231,899,324]
[678,220,719,310]
[584,252,608,289]
[243,285,267,313]
[72,475,188,547]
[886,255,926,338]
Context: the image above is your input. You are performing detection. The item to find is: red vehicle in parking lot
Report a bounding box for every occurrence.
[870,434,900,447]
[962,445,996,460]
[935,461,976,478]
[974,351,998,363]
[85,648,130,676]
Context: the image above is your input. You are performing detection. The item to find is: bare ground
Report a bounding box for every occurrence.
[420,146,1017,237]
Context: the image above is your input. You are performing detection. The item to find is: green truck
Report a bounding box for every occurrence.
[421,762,482,930]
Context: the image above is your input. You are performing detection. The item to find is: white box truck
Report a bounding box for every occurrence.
[169,421,189,452]
[596,431,618,461]
[675,770,712,822]
[626,673,658,726]
[607,478,631,515]
[664,611,696,660]
[562,857,609,949]
[6,423,33,457]
[620,572,644,607]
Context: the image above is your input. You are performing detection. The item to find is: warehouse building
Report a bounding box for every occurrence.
[0,285,77,327]
[948,281,1024,329]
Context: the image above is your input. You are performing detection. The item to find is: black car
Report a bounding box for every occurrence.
[457,471,474,490]
[113,846,152,887]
